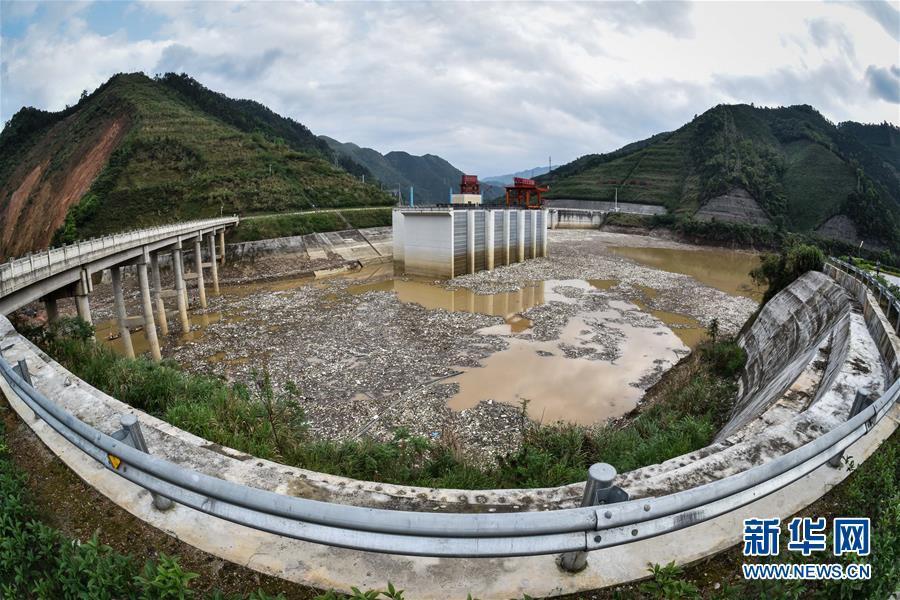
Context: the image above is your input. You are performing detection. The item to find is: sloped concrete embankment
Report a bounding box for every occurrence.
[717,271,851,440]
[0,264,897,598]
[227,227,392,264]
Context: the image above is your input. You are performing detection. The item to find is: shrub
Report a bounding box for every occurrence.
[751,243,825,302]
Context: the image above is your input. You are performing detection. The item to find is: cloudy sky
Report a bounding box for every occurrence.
[1,1,898,175]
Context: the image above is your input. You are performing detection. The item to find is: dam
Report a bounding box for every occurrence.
[0,220,897,598]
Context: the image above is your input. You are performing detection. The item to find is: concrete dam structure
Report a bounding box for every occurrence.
[1,221,897,600]
[392,207,548,278]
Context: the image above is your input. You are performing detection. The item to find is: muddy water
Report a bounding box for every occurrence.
[95,311,224,356]
[447,298,688,425]
[349,279,545,332]
[94,243,752,427]
[609,246,763,300]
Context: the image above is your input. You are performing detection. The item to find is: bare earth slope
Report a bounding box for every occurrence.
[0,73,392,259]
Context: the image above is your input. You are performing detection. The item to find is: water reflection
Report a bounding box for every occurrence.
[348,279,545,330]
[609,246,763,300]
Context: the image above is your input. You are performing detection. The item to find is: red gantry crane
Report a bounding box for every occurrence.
[505,177,548,209]
[460,174,480,194]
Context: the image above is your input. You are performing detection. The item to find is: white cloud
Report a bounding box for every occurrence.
[2,1,898,174]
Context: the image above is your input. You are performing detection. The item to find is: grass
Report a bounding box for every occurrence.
[23,318,743,490]
[0,416,288,599]
[227,209,392,243]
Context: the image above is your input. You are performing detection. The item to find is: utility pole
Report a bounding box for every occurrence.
[615,187,619,212]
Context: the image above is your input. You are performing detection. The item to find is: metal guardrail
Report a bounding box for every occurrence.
[829,258,900,332]
[1,352,896,558]
[0,260,896,558]
[0,217,239,297]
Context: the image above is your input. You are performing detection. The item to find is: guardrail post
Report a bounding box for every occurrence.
[117,414,174,511]
[828,391,875,467]
[559,463,624,573]
[13,359,32,387]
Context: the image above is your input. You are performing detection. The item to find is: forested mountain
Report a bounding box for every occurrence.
[541,105,900,248]
[321,136,503,204]
[0,73,391,258]
[483,166,552,186]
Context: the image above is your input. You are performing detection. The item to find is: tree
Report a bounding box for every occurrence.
[751,243,825,303]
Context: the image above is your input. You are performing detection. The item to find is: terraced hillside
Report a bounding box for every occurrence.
[0,73,392,259]
[542,105,900,247]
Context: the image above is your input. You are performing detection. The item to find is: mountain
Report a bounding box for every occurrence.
[483,166,552,186]
[540,105,900,248]
[321,136,504,204]
[0,73,391,258]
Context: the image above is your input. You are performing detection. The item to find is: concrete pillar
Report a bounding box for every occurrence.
[531,210,538,258]
[110,266,135,359]
[150,253,168,336]
[517,211,526,263]
[172,244,190,334]
[542,209,549,257]
[485,210,495,271]
[74,293,91,325]
[193,237,207,309]
[44,297,59,324]
[73,269,93,327]
[218,229,226,265]
[467,210,476,274]
[503,210,511,266]
[137,252,161,362]
[207,233,220,294]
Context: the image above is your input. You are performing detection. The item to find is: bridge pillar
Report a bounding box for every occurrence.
[172,244,191,334]
[110,266,135,359]
[531,211,538,259]
[74,269,93,334]
[218,229,226,265]
[137,250,161,362]
[207,233,220,294]
[150,253,168,336]
[43,296,59,325]
[193,237,207,309]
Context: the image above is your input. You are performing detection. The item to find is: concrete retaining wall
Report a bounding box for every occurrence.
[826,263,900,384]
[227,227,392,266]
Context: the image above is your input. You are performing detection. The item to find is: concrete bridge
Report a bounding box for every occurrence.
[0,217,239,361]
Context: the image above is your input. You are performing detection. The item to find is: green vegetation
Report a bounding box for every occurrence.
[322,137,503,204]
[0,417,286,599]
[0,72,393,253]
[541,104,900,247]
[751,243,826,303]
[24,317,743,489]
[633,429,900,599]
[227,209,392,244]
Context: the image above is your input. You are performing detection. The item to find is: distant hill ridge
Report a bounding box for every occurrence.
[320,136,503,204]
[540,104,900,249]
